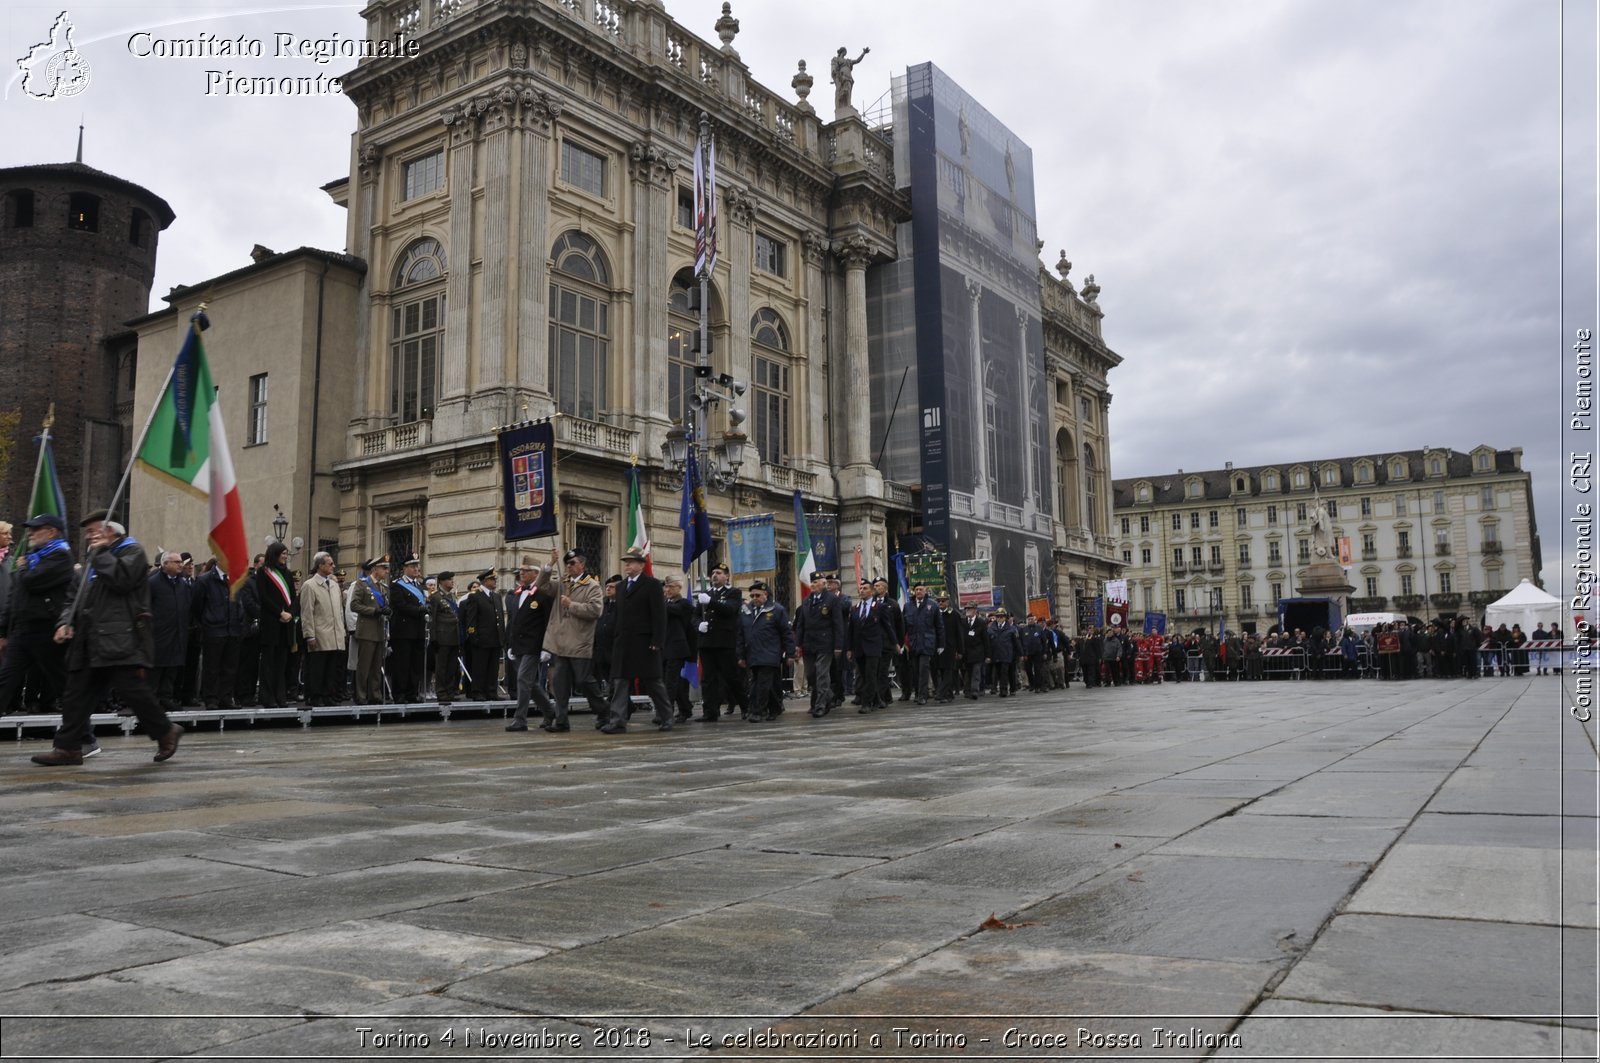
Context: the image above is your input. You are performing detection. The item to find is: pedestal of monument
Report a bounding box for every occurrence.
[1297,559,1354,615]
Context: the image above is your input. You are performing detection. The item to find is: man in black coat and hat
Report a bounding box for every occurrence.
[600,547,673,733]
[460,568,506,701]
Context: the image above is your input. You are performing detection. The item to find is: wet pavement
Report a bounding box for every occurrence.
[0,676,1594,1061]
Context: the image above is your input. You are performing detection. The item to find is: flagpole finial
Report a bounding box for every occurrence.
[42,402,55,431]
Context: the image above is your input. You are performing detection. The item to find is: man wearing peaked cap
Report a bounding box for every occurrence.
[388,555,428,704]
[349,555,391,705]
[427,571,462,704]
[460,569,506,702]
[1,514,73,732]
[694,559,743,721]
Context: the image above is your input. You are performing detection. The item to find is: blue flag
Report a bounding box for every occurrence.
[679,446,712,570]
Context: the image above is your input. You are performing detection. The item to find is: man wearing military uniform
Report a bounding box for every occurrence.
[427,571,463,704]
[349,557,392,704]
[694,562,743,722]
[460,569,506,701]
[736,580,795,722]
[935,592,963,702]
[792,570,845,717]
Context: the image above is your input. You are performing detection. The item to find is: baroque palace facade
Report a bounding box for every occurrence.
[123,0,1123,614]
[1111,446,1541,632]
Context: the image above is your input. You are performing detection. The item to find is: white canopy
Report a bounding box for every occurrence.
[1481,578,1564,634]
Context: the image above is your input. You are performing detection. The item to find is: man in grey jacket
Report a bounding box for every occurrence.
[537,547,605,729]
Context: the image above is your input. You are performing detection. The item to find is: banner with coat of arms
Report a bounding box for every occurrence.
[726,513,777,582]
[497,420,558,541]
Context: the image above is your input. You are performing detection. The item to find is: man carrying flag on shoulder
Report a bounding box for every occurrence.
[31,510,183,766]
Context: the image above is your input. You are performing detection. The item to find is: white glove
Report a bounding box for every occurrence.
[506,649,514,661]
[697,620,710,634]
[695,592,711,605]
[540,650,553,663]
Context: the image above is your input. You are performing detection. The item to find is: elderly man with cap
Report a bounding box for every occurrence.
[902,581,945,705]
[427,571,463,704]
[662,574,698,722]
[505,557,557,731]
[0,514,74,721]
[148,550,196,713]
[599,547,673,733]
[460,568,507,702]
[694,561,743,722]
[958,602,991,699]
[792,570,845,718]
[934,591,962,702]
[736,580,795,722]
[388,555,429,704]
[538,546,605,728]
[349,556,392,705]
[32,510,183,766]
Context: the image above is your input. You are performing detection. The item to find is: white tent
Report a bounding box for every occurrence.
[1481,579,1563,633]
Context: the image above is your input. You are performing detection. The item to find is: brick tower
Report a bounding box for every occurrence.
[0,160,173,523]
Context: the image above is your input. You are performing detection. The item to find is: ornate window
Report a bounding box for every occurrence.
[390,237,447,424]
[402,150,444,199]
[751,307,792,465]
[1056,430,1075,527]
[668,270,700,425]
[548,231,611,420]
[1083,444,1098,530]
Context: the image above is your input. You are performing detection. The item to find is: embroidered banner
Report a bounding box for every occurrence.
[726,513,776,580]
[497,420,558,542]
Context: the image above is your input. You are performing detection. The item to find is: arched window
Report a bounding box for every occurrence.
[1083,443,1099,531]
[5,189,35,228]
[68,192,99,232]
[751,307,791,465]
[129,208,151,248]
[549,231,611,420]
[668,271,699,425]
[1056,429,1075,525]
[390,237,448,424]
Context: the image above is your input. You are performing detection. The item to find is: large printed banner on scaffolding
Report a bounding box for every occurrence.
[496,420,558,541]
[726,513,777,584]
[906,551,947,594]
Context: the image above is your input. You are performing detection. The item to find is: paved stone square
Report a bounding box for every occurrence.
[0,676,1595,1060]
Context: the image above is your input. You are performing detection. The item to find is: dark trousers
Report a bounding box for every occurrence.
[235,634,260,704]
[856,655,884,707]
[0,631,65,715]
[305,649,345,704]
[181,633,202,704]
[803,651,836,713]
[434,642,461,702]
[908,652,934,701]
[155,664,187,710]
[664,657,695,718]
[389,637,425,703]
[200,635,240,707]
[467,644,501,701]
[607,672,672,728]
[56,663,173,751]
[548,655,604,724]
[257,640,289,707]
[700,647,741,719]
[746,664,783,719]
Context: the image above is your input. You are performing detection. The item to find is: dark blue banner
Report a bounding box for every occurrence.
[497,420,558,541]
[809,514,838,574]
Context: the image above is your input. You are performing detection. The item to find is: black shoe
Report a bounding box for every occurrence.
[809,708,824,717]
[599,723,626,734]
[693,715,719,723]
[656,722,673,731]
[914,698,926,705]
[858,705,878,714]
[505,722,528,732]
[674,712,692,722]
[154,723,184,763]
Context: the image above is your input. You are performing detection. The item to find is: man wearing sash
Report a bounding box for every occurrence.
[389,555,428,704]
[350,556,392,704]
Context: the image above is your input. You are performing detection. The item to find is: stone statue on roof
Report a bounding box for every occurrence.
[831,46,869,114]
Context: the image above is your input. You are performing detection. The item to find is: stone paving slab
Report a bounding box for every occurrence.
[1,914,215,992]
[1271,913,1596,1022]
[1425,765,1600,816]
[1243,769,1449,818]
[1221,1000,1596,1060]
[1346,842,1598,927]
[1028,794,1247,837]
[1152,813,1406,863]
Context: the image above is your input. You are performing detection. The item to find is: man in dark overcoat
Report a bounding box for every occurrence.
[600,548,672,733]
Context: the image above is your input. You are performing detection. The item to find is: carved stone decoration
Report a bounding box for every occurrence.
[791,59,813,113]
[714,2,740,54]
[431,453,458,477]
[1055,249,1072,280]
[383,507,416,527]
[464,448,496,470]
[838,233,874,269]
[724,184,755,226]
[333,471,356,493]
[357,143,381,176]
[511,42,528,68]
[1081,273,1101,304]
[800,229,829,264]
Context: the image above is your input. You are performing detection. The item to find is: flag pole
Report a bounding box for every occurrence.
[63,308,204,626]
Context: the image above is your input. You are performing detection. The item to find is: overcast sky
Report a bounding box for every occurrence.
[2,0,1590,592]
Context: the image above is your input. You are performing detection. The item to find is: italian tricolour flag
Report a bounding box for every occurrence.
[135,314,251,597]
[626,462,653,576]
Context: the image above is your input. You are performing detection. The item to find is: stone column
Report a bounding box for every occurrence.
[1098,392,1114,536]
[834,236,880,500]
[475,92,512,432]
[726,187,754,416]
[800,229,830,487]
[630,142,677,451]
[516,89,561,407]
[352,141,382,429]
[436,100,479,437]
[1018,305,1038,519]
[967,277,989,511]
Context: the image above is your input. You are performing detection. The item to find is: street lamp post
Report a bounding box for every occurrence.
[268,503,303,557]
